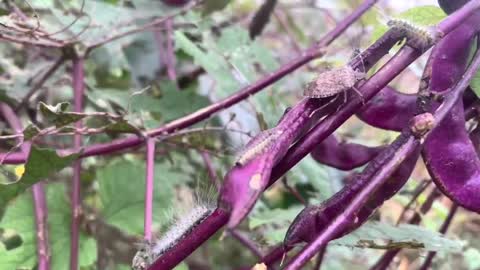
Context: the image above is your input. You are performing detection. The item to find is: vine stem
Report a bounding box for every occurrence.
[395,179,431,225]
[26,0,378,161]
[145,1,383,269]
[285,32,480,270]
[200,151,220,190]
[0,104,51,270]
[229,230,263,259]
[283,134,420,269]
[370,188,440,270]
[15,56,66,111]
[144,138,156,241]
[70,56,85,270]
[148,1,480,268]
[418,203,458,270]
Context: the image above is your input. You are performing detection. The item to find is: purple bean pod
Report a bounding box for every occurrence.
[356,86,416,132]
[429,16,480,93]
[423,99,480,212]
[311,135,386,170]
[284,133,420,247]
[422,8,480,212]
[356,87,477,131]
[219,99,331,228]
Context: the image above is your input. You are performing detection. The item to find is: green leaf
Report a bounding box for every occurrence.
[0,147,78,219]
[471,70,480,98]
[249,205,303,229]
[288,156,335,202]
[98,160,189,235]
[129,82,211,123]
[0,183,97,270]
[174,25,282,126]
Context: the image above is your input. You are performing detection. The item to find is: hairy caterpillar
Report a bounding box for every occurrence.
[235,129,284,166]
[132,186,217,270]
[387,18,437,49]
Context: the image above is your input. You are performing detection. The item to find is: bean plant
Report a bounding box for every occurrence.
[1,0,480,270]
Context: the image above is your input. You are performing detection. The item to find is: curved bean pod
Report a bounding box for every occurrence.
[356,86,416,131]
[311,135,386,170]
[284,133,420,247]
[423,99,480,212]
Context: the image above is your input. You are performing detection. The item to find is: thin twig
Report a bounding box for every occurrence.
[313,246,326,270]
[144,138,156,241]
[200,151,220,190]
[282,177,307,205]
[15,56,66,111]
[86,1,201,53]
[229,230,263,259]
[396,179,431,225]
[418,203,458,270]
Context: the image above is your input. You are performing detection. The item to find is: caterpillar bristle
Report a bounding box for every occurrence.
[152,205,214,256]
[387,18,436,48]
[132,183,218,270]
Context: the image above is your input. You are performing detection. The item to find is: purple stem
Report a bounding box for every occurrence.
[285,23,480,268]
[396,180,431,225]
[165,18,177,82]
[0,0,378,164]
[70,56,85,270]
[283,133,420,269]
[418,203,458,270]
[229,230,263,259]
[371,43,480,270]
[313,246,326,270]
[436,0,480,35]
[370,189,440,270]
[200,151,220,190]
[0,104,51,270]
[15,56,66,111]
[148,4,479,268]
[273,0,480,181]
[144,138,156,241]
[287,41,480,264]
[272,45,422,181]
[149,208,229,269]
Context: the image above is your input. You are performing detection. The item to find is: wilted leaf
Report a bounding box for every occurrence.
[22,124,41,141]
[0,183,97,270]
[38,102,85,127]
[332,222,463,252]
[259,217,464,253]
[105,120,141,135]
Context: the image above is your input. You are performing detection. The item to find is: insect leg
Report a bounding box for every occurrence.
[351,86,365,105]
